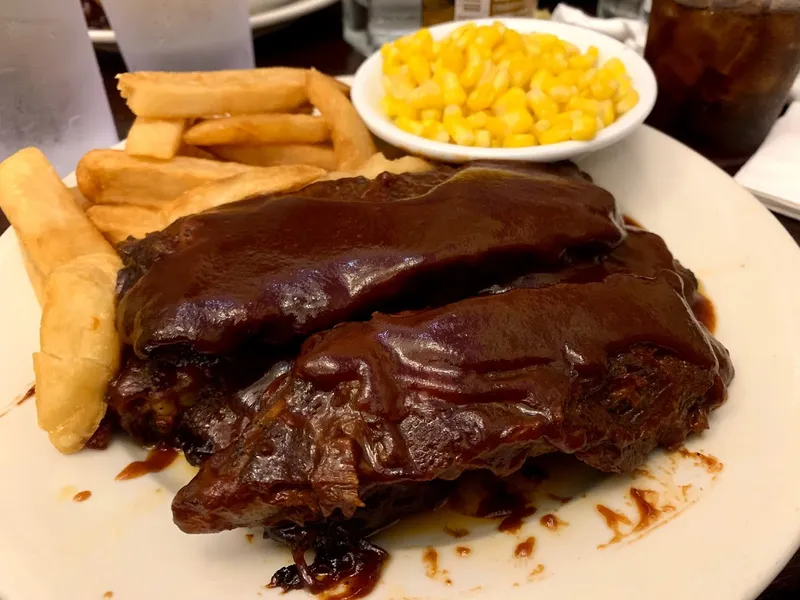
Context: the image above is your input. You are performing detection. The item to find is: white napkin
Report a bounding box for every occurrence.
[550,3,800,101]
[551,4,649,53]
[735,102,800,220]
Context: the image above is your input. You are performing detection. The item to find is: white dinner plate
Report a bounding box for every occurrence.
[89,0,339,47]
[1,125,799,600]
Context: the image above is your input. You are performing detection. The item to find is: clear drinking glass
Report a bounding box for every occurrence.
[101,0,255,72]
[0,0,118,176]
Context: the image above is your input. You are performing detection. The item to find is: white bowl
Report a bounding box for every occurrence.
[351,18,657,163]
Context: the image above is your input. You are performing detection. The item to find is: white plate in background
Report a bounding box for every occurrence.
[0,125,799,599]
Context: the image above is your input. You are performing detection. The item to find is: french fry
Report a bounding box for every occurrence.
[210,144,337,170]
[35,252,121,453]
[87,204,167,244]
[19,244,45,306]
[307,69,376,171]
[0,148,112,278]
[176,142,218,160]
[85,165,325,241]
[76,149,259,206]
[323,153,433,181]
[125,117,187,159]
[0,148,121,454]
[184,114,330,146]
[117,68,310,118]
[165,165,326,223]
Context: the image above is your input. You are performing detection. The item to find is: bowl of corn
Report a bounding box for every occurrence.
[351,18,657,163]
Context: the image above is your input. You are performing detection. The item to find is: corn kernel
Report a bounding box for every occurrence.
[487,115,507,140]
[407,54,431,85]
[422,120,450,143]
[408,80,443,110]
[508,54,535,88]
[566,97,601,117]
[527,88,559,121]
[533,33,559,51]
[440,70,467,105]
[587,45,599,59]
[382,96,417,119]
[603,57,626,78]
[443,104,463,128]
[614,77,633,102]
[571,114,598,141]
[558,70,579,87]
[568,53,596,70]
[503,29,523,51]
[493,87,528,115]
[475,129,492,147]
[466,110,490,128]
[467,82,495,112]
[475,25,502,49]
[589,78,618,101]
[615,90,640,115]
[534,119,551,134]
[500,108,534,135]
[600,100,615,126]
[504,133,537,147]
[420,108,442,121]
[460,55,484,88]
[539,127,572,145]
[563,42,580,57]
[578,68,597,91]
[529,69,548,91]
[454,23,478,48]
[542,52,568,75]
[539,71,561,96]
[548,85,574,105]
[384,73,415,100]
[490,68,510,97]
[395,116,425,136]
[440,45,465,74]
[445,117,475,146]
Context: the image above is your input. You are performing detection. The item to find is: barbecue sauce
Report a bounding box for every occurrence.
[17,385,35,405]
[115,447,178,481]
[73,490,92,502]
[514,537,536,558]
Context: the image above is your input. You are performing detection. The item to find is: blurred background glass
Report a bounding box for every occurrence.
[343,0,537,55]
[0,0,117,176]
[101,0,255,71]
[644,0,800,171]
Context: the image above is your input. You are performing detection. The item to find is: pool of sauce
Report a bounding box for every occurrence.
[73,490,92,502]
[115,447,178,481]
[679,448,723,475]
[630,488,660,532]
[692,293,716,333]
[539,513,568,531]
[514,537,536,558]
[456,546,471,557]
[596,504,632,547]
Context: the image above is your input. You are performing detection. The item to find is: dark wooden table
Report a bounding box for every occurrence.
[0,3,798,597]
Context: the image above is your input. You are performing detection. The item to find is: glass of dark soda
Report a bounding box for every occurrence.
[644,0,800,171]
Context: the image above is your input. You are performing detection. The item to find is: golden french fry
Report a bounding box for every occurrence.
[176,142,218,160]
[36,249,121,454]
[165,165,326,223]
[117,68,310,118]
[19,244,45,306]
[323,153,433,181]
[125,117,186,159]
[0,148,122,454]
[184,114,330,146]
[307,69,376,171]
[210,144,337,170]
[76,149,260,206]
[0,148,112,278]
[69,186,90,210]
[87,204,167,244]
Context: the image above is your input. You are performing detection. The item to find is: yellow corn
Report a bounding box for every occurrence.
[407,80,443,110]
[571,114,598,141]
[500,108,534,135]
[527,89,559,121]
[466,110,490,128]
[396,116,425,136]
[380,22,637,146]
[407,54,431,85]
[615,90,640,115]
[475,129,492,147]
[493,87,528,115]
[422,120,450,143]
[504,133,537,148]
[467,82,495,112]
[420,108,442,122]
[445,117,475,146]
[539,127,572,145]
[440,70,467,106]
